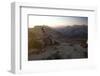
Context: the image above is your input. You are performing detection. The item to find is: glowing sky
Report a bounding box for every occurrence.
[29,15,88,28]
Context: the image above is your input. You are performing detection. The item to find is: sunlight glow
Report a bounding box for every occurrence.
[29,15,88,28]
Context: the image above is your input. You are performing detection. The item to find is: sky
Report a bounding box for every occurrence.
[29,15,88,28]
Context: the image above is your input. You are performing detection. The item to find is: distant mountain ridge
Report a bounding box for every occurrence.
[54,25,88,39]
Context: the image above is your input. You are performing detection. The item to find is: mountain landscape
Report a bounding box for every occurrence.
[28,25,88,60]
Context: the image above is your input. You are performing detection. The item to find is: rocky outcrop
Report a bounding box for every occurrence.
[28,25,88,60]
[28,43,87,60]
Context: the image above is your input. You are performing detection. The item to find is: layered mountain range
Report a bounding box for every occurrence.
[54,25,88,39]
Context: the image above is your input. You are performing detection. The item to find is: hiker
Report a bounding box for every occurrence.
[41,26,53,46]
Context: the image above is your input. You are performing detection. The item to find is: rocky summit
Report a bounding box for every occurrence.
[28,25,88,60]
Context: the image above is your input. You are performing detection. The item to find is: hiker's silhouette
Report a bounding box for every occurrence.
[41,26,53,46]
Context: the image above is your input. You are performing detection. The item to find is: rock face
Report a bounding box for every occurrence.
[28,25,88,60]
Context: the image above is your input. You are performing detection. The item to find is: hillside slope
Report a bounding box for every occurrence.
[28,25,88,60]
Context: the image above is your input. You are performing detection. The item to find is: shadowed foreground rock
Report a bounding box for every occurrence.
[28,43,88,60]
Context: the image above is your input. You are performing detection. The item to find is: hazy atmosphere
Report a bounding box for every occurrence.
[28,15,88,60]
[29,15,88,28]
